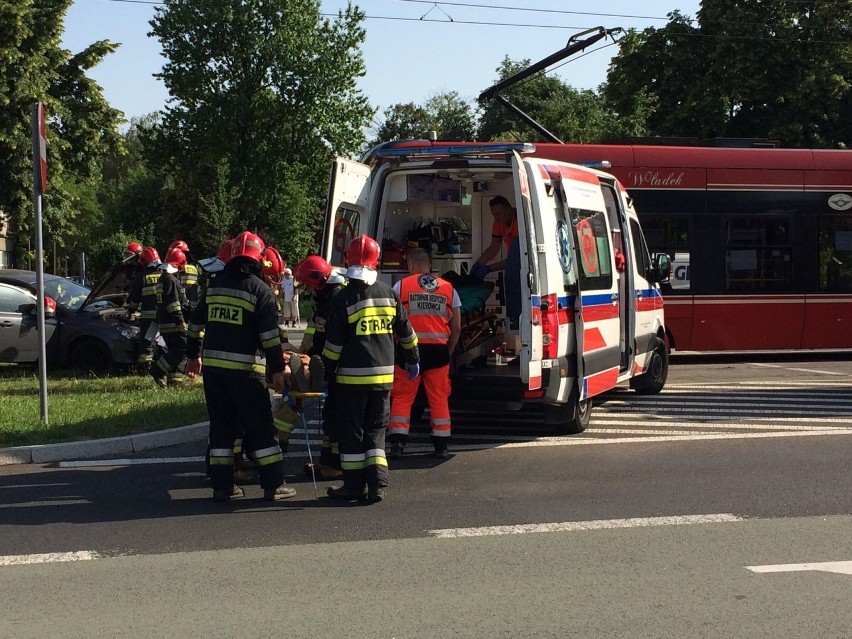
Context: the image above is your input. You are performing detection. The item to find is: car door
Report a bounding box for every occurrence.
[0,282,55,363]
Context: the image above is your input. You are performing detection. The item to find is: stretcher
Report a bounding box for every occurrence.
[452,281,503,369]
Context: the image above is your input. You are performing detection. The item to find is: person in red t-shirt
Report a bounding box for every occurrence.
[470,195,518,279]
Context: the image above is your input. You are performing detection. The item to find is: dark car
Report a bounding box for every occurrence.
[0,263,141,373]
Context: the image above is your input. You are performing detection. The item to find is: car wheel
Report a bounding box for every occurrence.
[69,338,113,374]
[544,386,592,435]
[630,336,669,395]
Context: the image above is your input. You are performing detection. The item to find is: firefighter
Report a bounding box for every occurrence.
[388,248,461,459]
[185,231,295,503]
[151,247,189,388]
[169,240,200,311]
[126,246,162,373]
[295,255,347,480]
[123,241,143,261]
[321,235,419,503]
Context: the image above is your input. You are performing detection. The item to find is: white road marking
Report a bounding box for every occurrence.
[428,513,745,538]
[746,560,852,576]
[751,363,849,376]
[0,551,101,567]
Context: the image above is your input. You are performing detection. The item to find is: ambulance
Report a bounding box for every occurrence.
[321,141,671,433]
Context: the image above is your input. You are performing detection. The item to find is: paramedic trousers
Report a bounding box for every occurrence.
[153,332,187,380]
[319,382,341,469]
[204,372,284,492]
[388,364,452,444]
[335,385,390,490]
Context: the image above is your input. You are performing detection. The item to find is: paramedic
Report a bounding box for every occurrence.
[185,231,295,503]
[321,235,419,503]
[388,248,461,459]
[470,195,518,279]
[295,255,347,480]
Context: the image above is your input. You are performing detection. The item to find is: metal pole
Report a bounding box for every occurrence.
[31,103,48,424]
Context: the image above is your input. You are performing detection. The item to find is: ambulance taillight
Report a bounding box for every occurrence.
[540,293,559,359]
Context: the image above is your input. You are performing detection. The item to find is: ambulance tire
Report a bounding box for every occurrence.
[551,395,592,435]
[630,336,668,395]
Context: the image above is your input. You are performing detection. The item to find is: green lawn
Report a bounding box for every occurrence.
[0,365,208,448]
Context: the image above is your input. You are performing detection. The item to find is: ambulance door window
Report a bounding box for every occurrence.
[330,208,360,266]
[571,208,613,291]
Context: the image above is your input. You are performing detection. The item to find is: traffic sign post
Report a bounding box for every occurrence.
[31,102,48,424]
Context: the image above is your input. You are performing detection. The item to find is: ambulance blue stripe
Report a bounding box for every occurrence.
[581,293,615,306]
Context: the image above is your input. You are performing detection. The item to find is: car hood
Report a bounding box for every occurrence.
[83,257,141,308]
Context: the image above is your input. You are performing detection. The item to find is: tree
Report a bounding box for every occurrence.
[0,1,121,269]
[371,91,478,145]
[604,3,852,147]
[148,0,374,261]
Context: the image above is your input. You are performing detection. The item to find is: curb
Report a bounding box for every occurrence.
[0,421,209,466]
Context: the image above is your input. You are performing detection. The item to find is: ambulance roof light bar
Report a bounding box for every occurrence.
[374,142,536,158]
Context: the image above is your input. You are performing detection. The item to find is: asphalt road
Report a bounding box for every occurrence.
[2,354,851,638]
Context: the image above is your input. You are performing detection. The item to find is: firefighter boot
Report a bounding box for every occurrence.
[327,484,367,501]
[264,483,297,501]
[366,486,385,503]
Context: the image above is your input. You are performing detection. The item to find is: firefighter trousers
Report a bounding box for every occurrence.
[388,364,452,444]
[137,319,155,365]
[153,332,187,380]
[334,385,390,490]
[204,372,284,491]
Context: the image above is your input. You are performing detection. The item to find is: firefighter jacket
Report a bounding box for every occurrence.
[179,263,200,309]
[186,258,285,379]
[156,271,186,335]
[303,277,345,358]
[127,265,162,320]
[321,278,419,389]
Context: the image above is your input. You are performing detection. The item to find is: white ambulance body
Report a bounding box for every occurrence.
[322,142,670,432]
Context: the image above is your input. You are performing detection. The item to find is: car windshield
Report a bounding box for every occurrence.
[43,276,91,311]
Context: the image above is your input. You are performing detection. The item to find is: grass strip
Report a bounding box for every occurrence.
[0,366,208,448]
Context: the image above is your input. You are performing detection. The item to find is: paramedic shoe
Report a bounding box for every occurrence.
[433,440,449,459]
[264,484,297,501]
[327,485,367,501]
[233,469,259,485]
[366,486,385,503]
[308,355,325,393]
[389,443,405,460]
[213,485,245,502]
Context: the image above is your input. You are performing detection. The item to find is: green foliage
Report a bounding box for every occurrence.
[148,0,375,261]
[0,0,122,269]
[604,3,852,147]
[371,91,478,144]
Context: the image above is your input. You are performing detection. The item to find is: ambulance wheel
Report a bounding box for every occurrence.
[554,396,592,435]
[630,336,668,395]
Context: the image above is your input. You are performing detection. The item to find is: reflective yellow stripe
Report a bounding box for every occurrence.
[274,418,295,434]
[304,326,316,335]
[256,451,283,466]
[341,459,366,470]
[322,347,341,361]
[204,358,266,374]
[336,374,394,385]
[347,305,395,323]
[261,337,280,349]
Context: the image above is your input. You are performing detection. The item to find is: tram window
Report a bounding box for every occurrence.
[640,215,689,291]
[818,215,852,291]
[725,216,792,291]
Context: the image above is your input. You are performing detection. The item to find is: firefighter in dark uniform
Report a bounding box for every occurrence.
[169,240,200,311]
[151,247,189,387]
[185,231,296,503]
[295,255,347,480]
[321,235,419,503]
[126,246,161,373]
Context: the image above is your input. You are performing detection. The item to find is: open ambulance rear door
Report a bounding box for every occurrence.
[322,158,372,266]
[511,151,543,390]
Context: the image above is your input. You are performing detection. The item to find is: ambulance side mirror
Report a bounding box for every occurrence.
[648,253,671,284]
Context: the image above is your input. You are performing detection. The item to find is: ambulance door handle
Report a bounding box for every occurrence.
[611,293,618,305]
[635,290,644,300]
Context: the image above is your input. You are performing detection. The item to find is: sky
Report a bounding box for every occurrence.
[62,0,701,129]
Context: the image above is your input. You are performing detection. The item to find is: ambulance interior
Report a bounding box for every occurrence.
[377,168,518,367]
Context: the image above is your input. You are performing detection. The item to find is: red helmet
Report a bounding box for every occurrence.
[169,239,189,253]
[345,234,380,269]
[231,231,265,262]
[295,255,333,291]
[124,241,142,257]
[165,247,187,270]
[139,247,160,266]
[261,247,286,285]
[217,239,233,264]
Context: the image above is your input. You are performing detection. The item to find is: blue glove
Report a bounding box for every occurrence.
[405,362,420,381]
[470,262,491,280]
